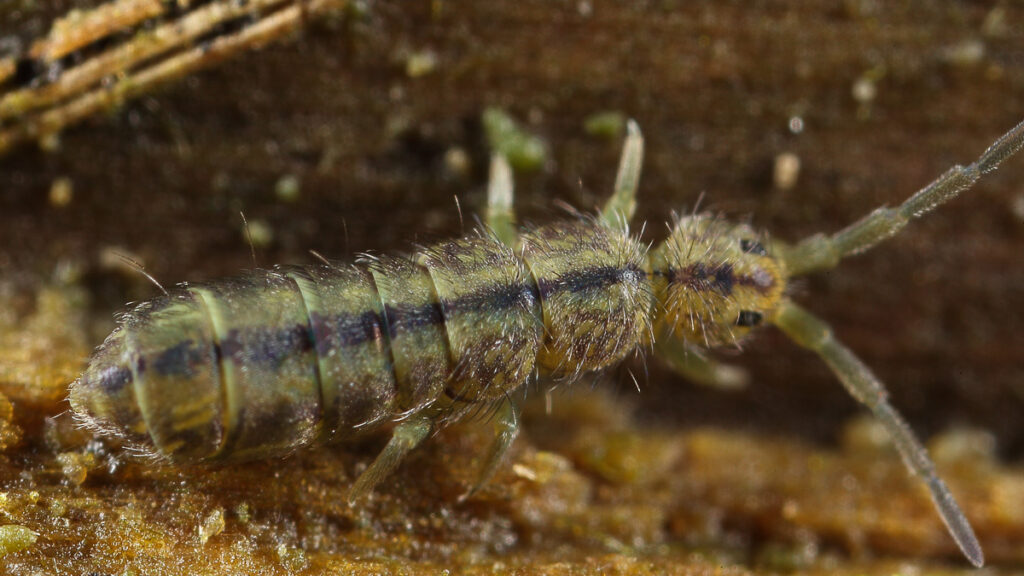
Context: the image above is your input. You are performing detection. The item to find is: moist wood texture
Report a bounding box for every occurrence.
[0,1,1022,573]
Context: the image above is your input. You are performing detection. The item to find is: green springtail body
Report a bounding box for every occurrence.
[71,119,1024,567]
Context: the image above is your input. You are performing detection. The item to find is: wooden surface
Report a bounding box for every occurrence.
[0,1,1022,572]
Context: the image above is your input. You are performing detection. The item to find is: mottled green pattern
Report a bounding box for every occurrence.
[367,256,450,413]
[288,265,397,441]
[422,233,542,403]
[648,216,784,347]
[521,221,653,375]
[128,293,223,460]
[70,327,149,448]
[72,219,664,463]
[192,272,321,460]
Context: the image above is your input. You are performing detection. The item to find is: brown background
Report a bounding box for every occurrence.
[2,0,1022,469]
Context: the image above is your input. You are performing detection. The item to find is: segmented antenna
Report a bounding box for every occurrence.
[784,120,1024,276]
[773,300,984,567]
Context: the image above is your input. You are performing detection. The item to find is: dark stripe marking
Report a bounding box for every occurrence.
[173,264,634,366]
[150,340,205,378]
[310,309,384,353]
[383,302,444,339]
[440,281,538,315]
[669,263,774,296]
[215,324,314,368]
[94,365,133,393]
[536,265,643,299]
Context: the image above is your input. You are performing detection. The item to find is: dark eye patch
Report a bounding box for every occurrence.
[735,310,763,327]
[740,239,767,256]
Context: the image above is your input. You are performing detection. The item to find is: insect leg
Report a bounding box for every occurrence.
[486,153,518,247]
[599,120,644,227]
[458,398,519,502]
[653,333,749,390]
[347,413,434,505]
[772,299,983,567]
[782,119,1024,276]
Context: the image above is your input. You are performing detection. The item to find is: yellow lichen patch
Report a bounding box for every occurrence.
[569,428,684,487]
[0,525,38,557]
[198,507,226,545]
[55,451,95,486]
[0,284,90,408]
[0,392,23,452]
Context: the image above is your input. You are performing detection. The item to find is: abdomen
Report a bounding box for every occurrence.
[70,220,653,462]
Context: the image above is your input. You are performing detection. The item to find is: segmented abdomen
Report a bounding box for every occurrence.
[71,220,652,462]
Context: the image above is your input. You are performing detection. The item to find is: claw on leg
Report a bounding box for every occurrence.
[347,413,434,505]
[459,399,520,502]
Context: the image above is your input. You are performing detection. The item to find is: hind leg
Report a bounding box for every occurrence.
[347,413,434,504]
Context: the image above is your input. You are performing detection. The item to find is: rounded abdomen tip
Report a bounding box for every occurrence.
[69,329,150,445]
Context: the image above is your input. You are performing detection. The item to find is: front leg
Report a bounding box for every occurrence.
[654,334,749,390]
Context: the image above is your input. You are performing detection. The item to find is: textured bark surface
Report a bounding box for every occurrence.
[0,1,1022,573]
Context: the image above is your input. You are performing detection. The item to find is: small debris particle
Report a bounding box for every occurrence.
[39,132,61,152]
[1012,194,1024,223]
[244,219,274,248]
[0,525,38,557]
[56,451,94,485]
[851,76,876,104]
[47,499,67,517]
[512,463,538,481]
[49,177,73,208]
[840,415,892,456]
[198,508,225,545]
[773,152,801,191]
[274,174,301,203]
[982,6,1008,38]
[235,502,251,524]
[0,418,22,453]
[406,49,438,78]
[442,146,471,180]
[942,39,985,68]
[930,427,996,465]
[583,111,626,140]
[481,107,549,172]
[277,543,308,572]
